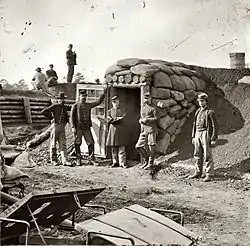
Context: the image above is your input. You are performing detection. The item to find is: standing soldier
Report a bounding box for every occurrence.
[188,93,218,182]
[41,92,71,166]
[70,88,107,165]
[135,92,158,170]
[106,96,127,168]
[66,44,77,83]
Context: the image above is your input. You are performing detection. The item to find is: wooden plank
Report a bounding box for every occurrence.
[1,115,25,119]
[31,115,47,119]
[0,105,24,110]
[2,120,26,124]
[0,110,24,115]
[23,97,32,124]
[0,101,23,105]
[0,97,24,101]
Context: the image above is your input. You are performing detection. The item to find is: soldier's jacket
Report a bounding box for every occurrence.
[192,107,218,141]
[70,94,105,129]
[106,107,127,146]
[140,103,157,133]
[41,103,70,125]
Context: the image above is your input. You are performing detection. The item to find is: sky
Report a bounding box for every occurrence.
[0,0,250,86]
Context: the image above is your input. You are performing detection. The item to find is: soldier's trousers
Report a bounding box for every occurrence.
[193,130,214,176]
[67,65,74,83]
[111,146,126,166]
[50,123,68,162]
[74,128,95,160]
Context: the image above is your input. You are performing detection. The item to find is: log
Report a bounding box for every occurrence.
[30,105,47,110]
[132,75,139,84]
[115,70,131,76]
[2,119,26,124]
[29,98,51,102]
[125,74,133,83]
[23,97,32,124]
[26,124,53,149]
[31,115,47,119]
[0,105,24,110]
[118,76,125,83]
[0,97,24,101]
[0,110,24,115]
[139,76,146,83]
[29,101,50,106]
[112,75,118,82]
[105,74,113,83]
[0,101,23,105]
[1,115,25,119]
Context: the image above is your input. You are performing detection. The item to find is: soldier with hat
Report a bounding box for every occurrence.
[41,92,71,166]
[70,87,107,165]
[188,92,218,182]
[106,95,127,168]
[135,92,158,170]
[32,67,47,91]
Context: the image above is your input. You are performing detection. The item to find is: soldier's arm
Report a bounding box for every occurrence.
[70,104,77,129]
[89,92,106,108]
[209,110,218,141]
[41,104,54,119]
[144,108,157,123]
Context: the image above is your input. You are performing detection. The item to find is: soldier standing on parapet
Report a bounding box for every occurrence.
[188,93,218,182]
[66,44,77,83]
[41,92,72,166]
[136,92,158,170]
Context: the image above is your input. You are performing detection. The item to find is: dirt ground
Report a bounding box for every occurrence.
[14,153,248,246]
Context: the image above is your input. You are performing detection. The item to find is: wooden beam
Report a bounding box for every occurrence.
[23,97,32,124]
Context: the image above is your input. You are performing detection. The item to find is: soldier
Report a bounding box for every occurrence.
[70,88,107,165]
[46,64,58,87]
[188,93,218,182]
[135,92,158,170]
[41,92,71,166]
[106,96,127,168]
[66,44,77,83]
[32,67,47,91]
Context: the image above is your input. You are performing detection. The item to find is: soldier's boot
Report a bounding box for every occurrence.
[136,147,148,169]
[203,174,213,182]
[143,145,155,170]
[88,144,98,166]
[75,144,82,159]
[50,148,59,166]
[188,158,202,179]
[61,151,72,166]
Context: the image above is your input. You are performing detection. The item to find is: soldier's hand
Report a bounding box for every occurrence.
[211,140,216,146]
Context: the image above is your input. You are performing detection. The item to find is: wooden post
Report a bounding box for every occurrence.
[0,110,6,145]
[23,97,32,124]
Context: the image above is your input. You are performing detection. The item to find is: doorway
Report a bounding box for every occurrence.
[108,87,141,160]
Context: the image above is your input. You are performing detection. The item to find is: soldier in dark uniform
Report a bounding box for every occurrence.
[46,64,58,87]
[135,92,158,170]
[66,44,77,83]
[106,96,127,168]
[70,88,107,165]
[41,92,71,166]
[188,93,218,182]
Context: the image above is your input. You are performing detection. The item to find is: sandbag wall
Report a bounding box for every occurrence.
[104,58,207,155]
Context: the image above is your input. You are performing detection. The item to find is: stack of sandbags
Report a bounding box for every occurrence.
[104,58,207,155]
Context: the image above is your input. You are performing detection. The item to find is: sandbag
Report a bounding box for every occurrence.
[11,150,36,169]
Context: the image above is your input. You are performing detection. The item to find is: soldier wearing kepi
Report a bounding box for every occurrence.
[188,93,218,182]
[106,96,127,168]
[135,92,158,170]
[70,88,107,165]
[41,92,71,166]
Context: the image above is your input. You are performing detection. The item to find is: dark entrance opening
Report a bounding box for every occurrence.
[108,87,141,160]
